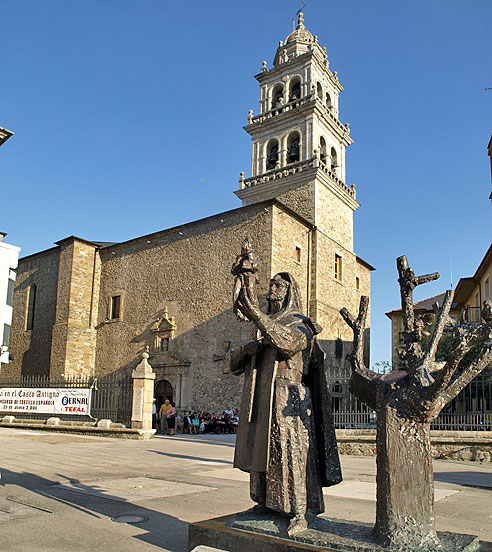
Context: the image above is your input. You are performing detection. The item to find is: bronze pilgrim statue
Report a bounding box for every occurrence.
[227,241,342,535]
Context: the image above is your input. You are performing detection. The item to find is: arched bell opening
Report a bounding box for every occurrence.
[326,91,332,108]
[266,139,280,171]
[316,82,323,99]
[287,132,301,164]
[289,78,301,102]
[319,136,327,165]
[271,84,284,109]
[330,147,339,172]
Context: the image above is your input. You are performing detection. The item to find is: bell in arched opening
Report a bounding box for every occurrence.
[330,147,338,171]
[319,136,327,165]
[272,84,284,109]
[287,133,300,164]
[290,79,301,102]
[266,140,279,170]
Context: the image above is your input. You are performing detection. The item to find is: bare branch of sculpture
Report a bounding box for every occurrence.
[340,296,375,379]
[423,290,454,364]
[396,255,440,373]
[426,309,492,403]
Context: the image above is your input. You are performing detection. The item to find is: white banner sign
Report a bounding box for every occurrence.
[0,388,92,416]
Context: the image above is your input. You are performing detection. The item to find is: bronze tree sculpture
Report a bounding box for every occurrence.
[340,256,492,550]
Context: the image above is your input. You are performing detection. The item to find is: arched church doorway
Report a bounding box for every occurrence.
[155,379,173,412]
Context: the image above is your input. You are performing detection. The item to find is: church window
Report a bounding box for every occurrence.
[3,324,11,347]
[334,254,342,281]
[316,82,323,98]
[271,84,284,109]
[295,246,301,263]
[356,276,360,290]
[326,91,332,107]
[287,132,300,163]
[335,339,343,359]
[330,147,338,172]
[484,278,490,301]
[319,136,327,165]
[25,284,36,331]
[290,79,301,101]
[160,337,169,352]
[6,271,15,308]
[110,295,121,319]
[266,139,280,170]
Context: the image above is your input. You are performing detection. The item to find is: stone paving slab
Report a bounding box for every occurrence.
[1,428,492,551]
[53,476,216,502]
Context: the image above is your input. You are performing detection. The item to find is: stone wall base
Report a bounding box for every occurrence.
[336,430,492,463]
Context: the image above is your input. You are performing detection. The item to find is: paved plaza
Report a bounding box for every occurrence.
[1,428,491,551]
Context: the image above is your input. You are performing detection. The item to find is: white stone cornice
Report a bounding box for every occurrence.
[235,160,358,211]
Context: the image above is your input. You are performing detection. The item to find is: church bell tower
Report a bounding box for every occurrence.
[235,11,358,252]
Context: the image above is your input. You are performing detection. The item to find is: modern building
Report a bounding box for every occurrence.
[385,293,462,368]
[0,127,19,367]
[0,234,20,366]
[5,13,373,413]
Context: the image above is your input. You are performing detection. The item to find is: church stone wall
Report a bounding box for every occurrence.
[50,239,100,377]
[94,203,276,412]
[271,204,311,310]
[314,180,354,251]
[3,248,60,378]
[313,229,371,366]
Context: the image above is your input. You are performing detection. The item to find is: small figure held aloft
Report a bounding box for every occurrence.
[231,238,259,322]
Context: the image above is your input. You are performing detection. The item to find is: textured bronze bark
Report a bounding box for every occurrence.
[340,255,492,550]
[228,244,341,535]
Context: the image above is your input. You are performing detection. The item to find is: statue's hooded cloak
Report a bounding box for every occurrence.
[232,273,341,514]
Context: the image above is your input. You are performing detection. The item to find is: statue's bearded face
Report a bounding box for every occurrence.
[268,276,289,305]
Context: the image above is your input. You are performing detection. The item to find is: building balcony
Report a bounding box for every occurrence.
[239,157,356,201]
[463,306,482,323]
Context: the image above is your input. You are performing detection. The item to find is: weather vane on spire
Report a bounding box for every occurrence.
[293,0,307,31]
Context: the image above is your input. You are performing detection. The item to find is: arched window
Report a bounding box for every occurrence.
[326,91,332,107]
[287,132,300,164]
[266,139,280,170]
[316,82,323,99]
[330,147,338,171]
[271,84,284,109]
[290,78,301,102]
[319,136,327,164]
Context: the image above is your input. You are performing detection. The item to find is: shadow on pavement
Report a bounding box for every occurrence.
[1,468,188,551]
[149,450,233,465]
[154,434,236,448]
[434,471,492,489]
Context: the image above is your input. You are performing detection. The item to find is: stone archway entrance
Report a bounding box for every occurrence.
[155,379,173,412]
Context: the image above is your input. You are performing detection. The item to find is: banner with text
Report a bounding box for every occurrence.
[0,388,92,415]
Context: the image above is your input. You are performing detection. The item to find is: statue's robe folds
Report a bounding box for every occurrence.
[231,309,342,516]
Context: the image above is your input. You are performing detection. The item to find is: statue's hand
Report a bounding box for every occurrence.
[237,284,261,322]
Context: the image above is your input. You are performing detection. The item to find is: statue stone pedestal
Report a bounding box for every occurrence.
[188,509,486,552]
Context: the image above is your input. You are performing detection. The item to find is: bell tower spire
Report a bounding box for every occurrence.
[235,13,358,251]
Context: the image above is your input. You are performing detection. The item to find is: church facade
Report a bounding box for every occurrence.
[4,13,373,413]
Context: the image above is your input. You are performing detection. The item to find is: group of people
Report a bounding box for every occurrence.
[151,400,239,436]
[182,410,239,434]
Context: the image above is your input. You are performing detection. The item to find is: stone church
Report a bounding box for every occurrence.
[5,12,374,413]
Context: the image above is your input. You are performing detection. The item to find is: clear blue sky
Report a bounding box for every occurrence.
[2,1,491,367]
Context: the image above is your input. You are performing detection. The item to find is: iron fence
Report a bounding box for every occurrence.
[0,373,133,426]
[327,367,492,431]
